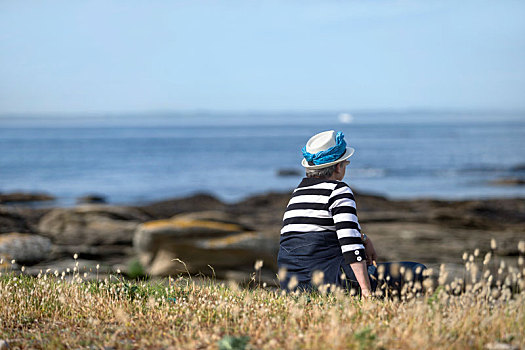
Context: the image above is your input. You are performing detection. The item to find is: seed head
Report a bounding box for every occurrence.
[312,270,324,286]
[483,252,492,265]
[518,241,525,254]
[73,253,78,260]
[490,239,497,250]
[254,260,263,271]
[288,275,298,290]
[278,267,287,281]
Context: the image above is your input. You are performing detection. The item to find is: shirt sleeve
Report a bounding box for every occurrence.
[328,182,366,264]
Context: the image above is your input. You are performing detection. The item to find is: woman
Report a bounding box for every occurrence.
[277,130,425,296]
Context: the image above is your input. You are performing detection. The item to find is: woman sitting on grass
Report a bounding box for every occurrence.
[277,130,426,296]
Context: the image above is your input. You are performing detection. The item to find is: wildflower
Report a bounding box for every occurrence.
[278,267,287,281]
[11,259,15,265]
[288,275,298,290]
[474,248,480,257]
[21,266,25,272]
[490,239,497,250]
[483,252,492,265]
[519,241,525,254]
[254,260,263,271]
[73,253,78,260]
[312,270,324,286]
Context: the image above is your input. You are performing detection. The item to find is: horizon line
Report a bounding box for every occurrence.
[1,107,525,118]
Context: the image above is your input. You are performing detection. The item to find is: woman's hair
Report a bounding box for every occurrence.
[305,164,337,178]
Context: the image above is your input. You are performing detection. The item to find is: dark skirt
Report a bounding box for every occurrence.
[278,231,426,293]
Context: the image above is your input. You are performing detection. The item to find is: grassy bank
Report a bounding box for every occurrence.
[1,252,524,349]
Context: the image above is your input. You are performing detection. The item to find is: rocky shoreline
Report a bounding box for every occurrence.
[1,190,524,285]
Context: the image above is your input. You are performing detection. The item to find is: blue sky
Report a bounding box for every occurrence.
[1,1,524,114]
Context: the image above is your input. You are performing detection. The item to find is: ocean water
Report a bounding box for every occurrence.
[1,112,524,206]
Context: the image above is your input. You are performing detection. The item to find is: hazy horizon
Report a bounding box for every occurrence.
[1,109,524,128]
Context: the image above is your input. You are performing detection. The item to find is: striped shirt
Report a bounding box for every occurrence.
[281,177,366,264]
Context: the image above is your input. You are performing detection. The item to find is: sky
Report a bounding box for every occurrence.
[1,0,525,114]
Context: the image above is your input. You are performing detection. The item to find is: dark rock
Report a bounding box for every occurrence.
[50,244,134,261]
[77,194,107,204]
[511,163,525,172]
[490,178,525,186]
[38,205,151,245]
[0,208,31,233]
[23,258,105,276]
[0,233,52,265]
[0,192,55,204]
[136,193,227,219]
[276,168,302,177]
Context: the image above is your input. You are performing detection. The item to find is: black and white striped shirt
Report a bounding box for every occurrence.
[281,177,366,264]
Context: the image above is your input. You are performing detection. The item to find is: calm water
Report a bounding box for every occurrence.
[1,112,524,206]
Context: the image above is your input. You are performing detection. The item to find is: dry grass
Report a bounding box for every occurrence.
[0,242,524,350]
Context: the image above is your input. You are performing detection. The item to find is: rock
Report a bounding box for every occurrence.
[511,163,525,172]
[136,193,227,219]
[490,178,525,186]
[0,233,52,265]
[133,211,278,277]
[22,258,106,277]
[50,244,134,261]
[134,211,251,252]
[276,168,301,177]
[38,205,151,245]
[77,194,107,204]
[0,191,55,204]
[0,208,31,233]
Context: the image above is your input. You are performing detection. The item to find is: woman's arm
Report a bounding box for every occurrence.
[349,261,372,297]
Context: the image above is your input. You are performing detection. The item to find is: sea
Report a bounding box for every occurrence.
[1,111,524,207]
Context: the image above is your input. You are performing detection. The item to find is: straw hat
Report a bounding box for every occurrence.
[301,130,355,169]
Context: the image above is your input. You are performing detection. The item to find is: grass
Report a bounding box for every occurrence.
[0,242,524,349]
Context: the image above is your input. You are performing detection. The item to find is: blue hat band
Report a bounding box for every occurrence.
[302,132,347,166]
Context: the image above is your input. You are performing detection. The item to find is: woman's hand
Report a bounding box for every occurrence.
[364,236,378,266]
[349,260,372,297]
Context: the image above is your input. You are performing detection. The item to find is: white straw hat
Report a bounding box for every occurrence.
[301,130,355,169]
